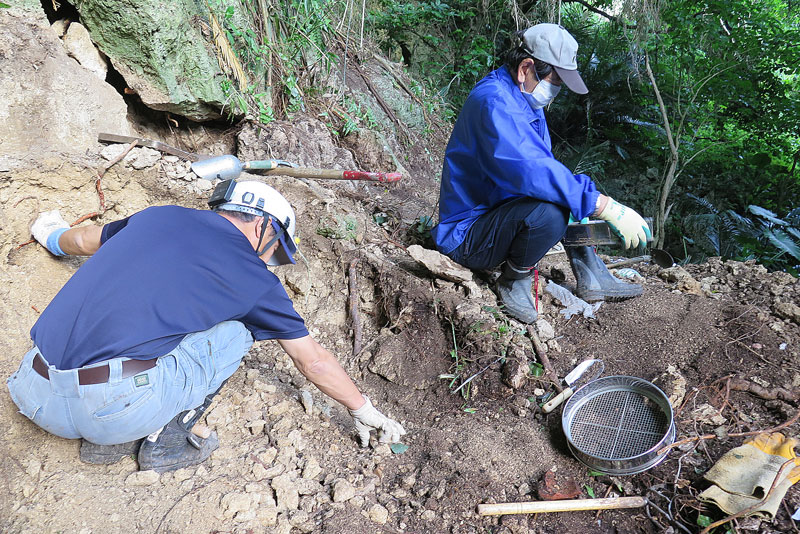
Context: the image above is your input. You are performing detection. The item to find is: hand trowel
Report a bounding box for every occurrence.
[542,359,604,413]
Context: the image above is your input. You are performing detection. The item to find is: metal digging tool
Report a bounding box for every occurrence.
[98,133,208,161]
[191,154,403,183]
[542,358,604,414]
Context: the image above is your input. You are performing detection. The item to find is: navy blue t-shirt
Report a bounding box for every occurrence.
[31,206,309,370]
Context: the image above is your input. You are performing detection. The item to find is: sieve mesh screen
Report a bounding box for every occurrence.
[569,389,670,459]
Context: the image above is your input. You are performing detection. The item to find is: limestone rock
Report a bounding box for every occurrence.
[221,492,258,520]
[272,474,300,511]
[502,347,529,391]
[774,302,800,324]
[63,22,108,80]
[51,18,70,38]
[332,479,356,502]
[129,147,161,169]
[368,503,390,524]
[535,318,555,342]
[125,470,160,486]
[407,245,473,283]
[302,456,322,480]
[659,266,702,295]
[0,12,131,159]
[74,0,226,121]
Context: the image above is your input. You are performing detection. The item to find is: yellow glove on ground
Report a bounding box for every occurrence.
[596,198,651,249]
[698,432,800,518]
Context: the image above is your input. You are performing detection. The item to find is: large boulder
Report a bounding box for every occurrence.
[0,6,131,161]
[73,0,227,121]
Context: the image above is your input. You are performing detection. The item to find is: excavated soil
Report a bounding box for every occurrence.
[2,116,800,534]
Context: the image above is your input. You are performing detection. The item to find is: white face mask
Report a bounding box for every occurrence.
[520,70,562,110]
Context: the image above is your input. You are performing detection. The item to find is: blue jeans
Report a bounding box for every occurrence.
[448,198,569,270]
[6,321,253,445]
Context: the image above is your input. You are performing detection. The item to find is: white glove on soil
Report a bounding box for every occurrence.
[596,198,651,249]
[348,395,406,447]
[30,210,70,256]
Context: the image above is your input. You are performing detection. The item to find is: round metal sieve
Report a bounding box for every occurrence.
[562,376,675,475]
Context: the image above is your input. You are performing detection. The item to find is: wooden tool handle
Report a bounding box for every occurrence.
[477,496,648,516]
[542,386,574,413]
[260,167,402,182]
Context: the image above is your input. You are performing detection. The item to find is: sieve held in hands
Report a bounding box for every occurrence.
[542,359,604,414]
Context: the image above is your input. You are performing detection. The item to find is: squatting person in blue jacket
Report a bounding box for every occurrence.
[432,23,651,323]
[8,180,405,472]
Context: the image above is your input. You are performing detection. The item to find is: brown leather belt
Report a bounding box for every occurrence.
[32,353,158,385]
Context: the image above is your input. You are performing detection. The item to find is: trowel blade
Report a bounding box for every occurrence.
[191,155,243,181]
[563,359,604,388]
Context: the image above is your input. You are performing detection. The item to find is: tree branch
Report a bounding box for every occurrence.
[563,0,637,29]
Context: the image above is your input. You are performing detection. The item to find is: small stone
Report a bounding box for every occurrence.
[247,420,266,435]
[269,400,294,417]
[296,478,323,495]
[126,470,160,486]
[300,390,314,414]
[289,510,309,525]
[537,470,581,500]
[25,459,41,479]
[421,510,437,521]
[173,468,192,483]
[407,244,473,282]
[258,448,278,465]
[535,319,555,341]
[163,155,180,163]
[368,503,389,524]
[258,507,279,526]
[245,369,259,385]
[63,22,108,79]
[373,444,392,456]
[272,474,300,511]
[401,474,416,489]
[51,18,69,37]
[221,492,254,519]
[302,456,322,480]
[130,147,161,169]
[196,178,213,191]
[100,144,128,161]
[22,484,35,497]
[332,479,356,502]
[462,280,482,298]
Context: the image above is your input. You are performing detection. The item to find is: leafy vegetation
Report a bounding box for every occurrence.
[207,0,799,273]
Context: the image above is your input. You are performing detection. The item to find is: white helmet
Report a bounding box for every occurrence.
[209,180,297,266]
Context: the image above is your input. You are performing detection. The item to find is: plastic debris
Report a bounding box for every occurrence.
[793,506,800,520]
[390,443,409,454]
[613,267,644,282]
[545,281,602,319]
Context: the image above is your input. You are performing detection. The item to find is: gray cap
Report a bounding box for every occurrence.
[521,23,588,94]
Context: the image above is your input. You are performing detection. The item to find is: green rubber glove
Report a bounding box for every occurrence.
[595,198,651,249]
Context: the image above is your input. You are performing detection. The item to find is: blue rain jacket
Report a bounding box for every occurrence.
[432,66,600,254]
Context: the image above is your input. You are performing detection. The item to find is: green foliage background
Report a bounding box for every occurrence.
[211,0,800,272]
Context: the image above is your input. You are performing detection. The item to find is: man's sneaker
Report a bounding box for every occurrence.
[137,413,219,473]
[80,439,143,465]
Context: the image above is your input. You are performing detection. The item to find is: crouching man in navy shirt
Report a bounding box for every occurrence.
[7,180,405,472]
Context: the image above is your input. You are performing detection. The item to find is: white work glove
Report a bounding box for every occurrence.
[348,395,406,448]
[30,210,70,256]
[596,198,651,249]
